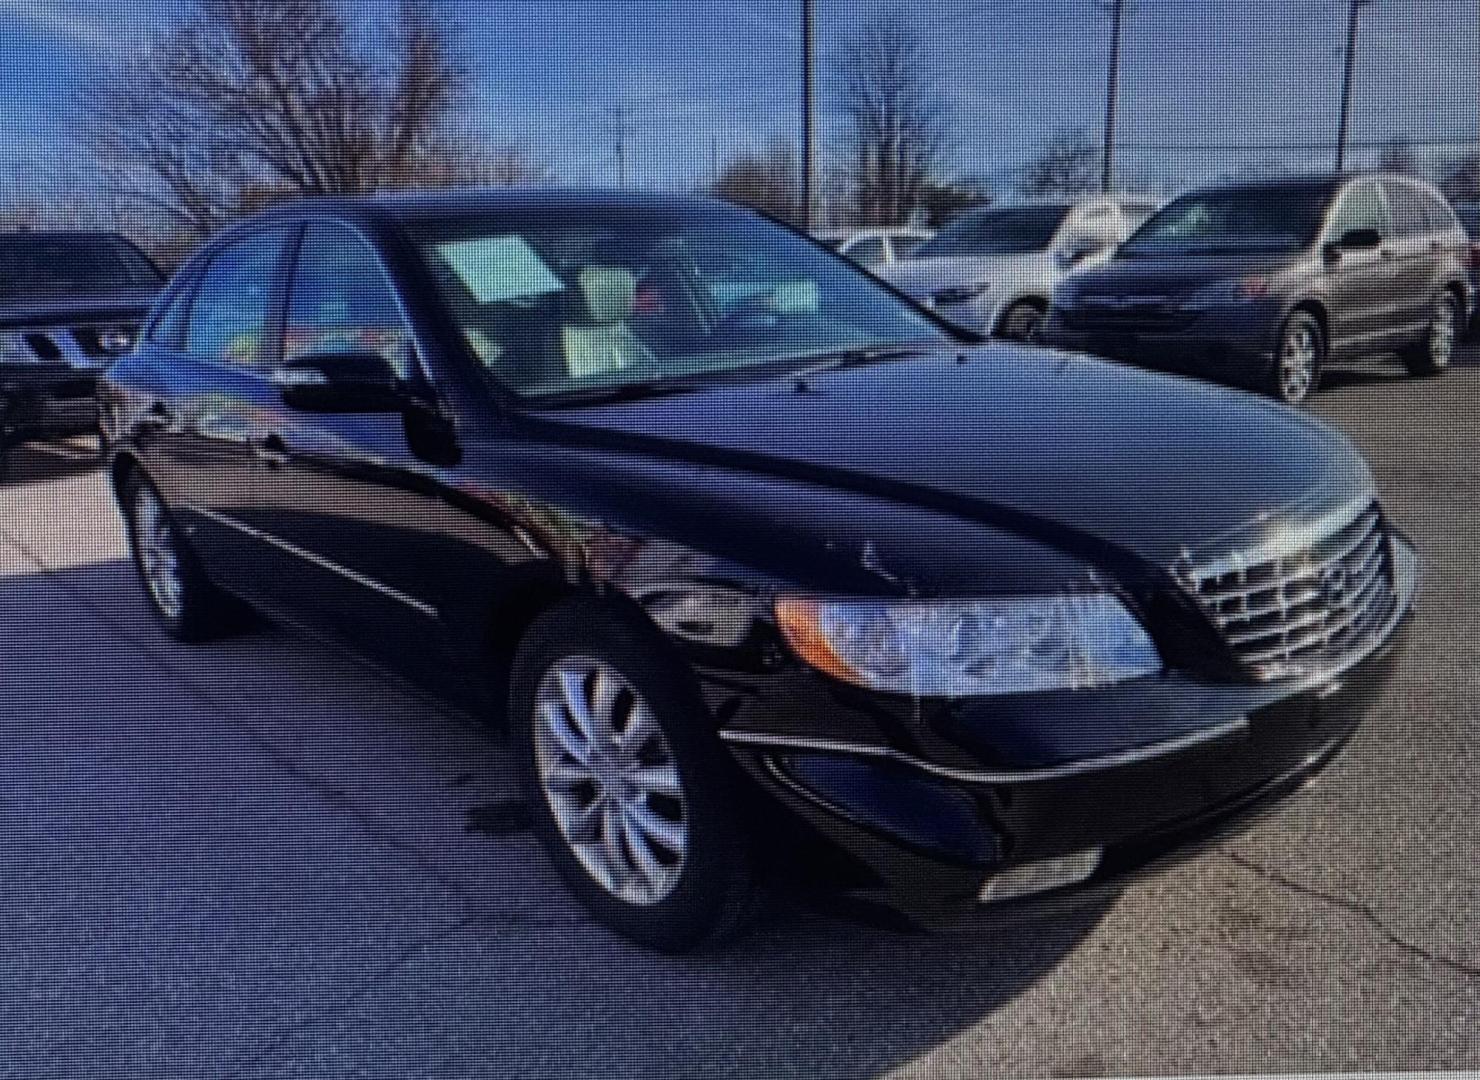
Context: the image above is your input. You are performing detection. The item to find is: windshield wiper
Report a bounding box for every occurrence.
[783,344,935,390]
[529,376,705,409]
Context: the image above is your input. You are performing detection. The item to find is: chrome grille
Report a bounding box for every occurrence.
[1183,503,1396,671]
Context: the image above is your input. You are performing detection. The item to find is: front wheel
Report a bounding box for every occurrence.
[1267,311,1324,406]
[509,601,757,951]
[122,474,242,641]
[1404,293,1459,376]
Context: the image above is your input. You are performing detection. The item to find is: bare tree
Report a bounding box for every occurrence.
[1018,127,1100,199]
[708,143,802,222]
[833,17,952,226]
[84,0,539,237]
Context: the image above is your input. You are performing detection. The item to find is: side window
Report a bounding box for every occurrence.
[1383,181,1429,236]
[184,230,293,367]
[1421,189,1459,232]
[1327,182,1392,239]
[148,272,198,350]
[284,223,412,377]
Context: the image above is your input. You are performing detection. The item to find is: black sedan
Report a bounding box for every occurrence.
[99,191,1417,950]
[0,230,161,478]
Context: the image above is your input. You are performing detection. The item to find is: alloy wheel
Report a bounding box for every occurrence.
[532,657,688,906]
[132,485,185,620]
[1279,323,1318,404]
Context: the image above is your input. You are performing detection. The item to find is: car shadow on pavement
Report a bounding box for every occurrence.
[0,556,1119,1078]
[0,436,103,489]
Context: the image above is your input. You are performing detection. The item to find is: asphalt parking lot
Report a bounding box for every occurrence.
[2,353,1478,1079]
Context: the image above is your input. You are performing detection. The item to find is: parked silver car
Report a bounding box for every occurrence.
[878,196,1159,340]
[816,226,934,268]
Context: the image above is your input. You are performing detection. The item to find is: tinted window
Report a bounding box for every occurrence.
[1383,181,1430,236]
[148,273,198,350]
[184,229,292,366]
[891,234,926,258]
[1123,185,1332,254]
[0,234,160,298]
[1454,201,1480,236]
[284,224,412,377]
[1327,182,1392,239]
[917,206,1071,256]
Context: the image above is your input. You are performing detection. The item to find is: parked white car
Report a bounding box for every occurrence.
[816,226,934,268]
[877,196,1159,339]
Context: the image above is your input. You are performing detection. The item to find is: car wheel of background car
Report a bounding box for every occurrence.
[1403,293,1459,377]
[509,599,758,951]
[122,474,242,642]
[1269,310,1324,406]
[997,299,1046,342]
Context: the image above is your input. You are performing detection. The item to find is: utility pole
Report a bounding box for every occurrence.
[801,0,816,227]
[1100,0,1125,192]
[1335,0,1372,171]
[612,103,629,186]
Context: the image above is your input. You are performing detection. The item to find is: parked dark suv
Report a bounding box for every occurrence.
[0,230,161,479]
[101,191,1416,950]
[1040,173,1474,404]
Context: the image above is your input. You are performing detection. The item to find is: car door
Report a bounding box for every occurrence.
[248,220,468,662]
[1320,180,1399,356]
[1381,178,1440,340]
[143,226,298,598]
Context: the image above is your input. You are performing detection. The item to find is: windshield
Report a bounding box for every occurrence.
[0,234,161,297]
[1121,185,1332,255]
[406,208,948,401]
[915,206,1070,257]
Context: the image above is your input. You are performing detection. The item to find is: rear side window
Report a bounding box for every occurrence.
[184,229,294,367]
[1327,182,1392,239]
[283,224,413,378]
[148,272,198,350]
[891,234,925,258]
[1382,181,1430,236]
[1420,189,1460,232]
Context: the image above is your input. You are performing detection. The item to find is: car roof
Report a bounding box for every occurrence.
[253,187,739,226]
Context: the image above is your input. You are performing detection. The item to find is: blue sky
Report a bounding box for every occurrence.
[1,0,1477,201]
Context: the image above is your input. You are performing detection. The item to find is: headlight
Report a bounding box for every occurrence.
[774,593,1161,697]
[0,333,42,364]
[98,326,137,355]
[1180,274,1270,311]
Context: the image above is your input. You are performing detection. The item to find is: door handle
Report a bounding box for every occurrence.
[254,434,290,469]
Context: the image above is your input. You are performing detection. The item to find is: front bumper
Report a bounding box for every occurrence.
[715,539,1418,921]
[1,363,103,440]
[1039,302,1280,389]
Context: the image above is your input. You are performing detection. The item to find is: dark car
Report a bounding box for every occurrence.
[1453,200,1480,333]
[1040,172,1474,405]
[100,191,1417,950]
[0,230,162,478]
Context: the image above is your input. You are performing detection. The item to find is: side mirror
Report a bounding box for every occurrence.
[276,351,405,413]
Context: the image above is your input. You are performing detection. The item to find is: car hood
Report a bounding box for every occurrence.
[1067,250,1301,298]
[879,254,1048,298]
[534,345,1373,572]
[0,286,157,330]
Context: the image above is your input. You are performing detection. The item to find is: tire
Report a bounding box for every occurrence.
[121,473,241,642]
[509,600,758,951]
[1267,310,1324,406]
[1403,292,1459,377]
[996,299,1046,342]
